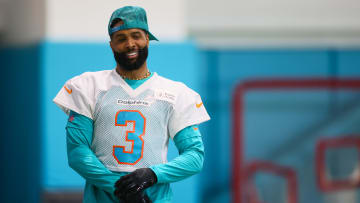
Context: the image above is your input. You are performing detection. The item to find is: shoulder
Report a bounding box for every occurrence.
[67,69,113,88]
[154,74,198,96]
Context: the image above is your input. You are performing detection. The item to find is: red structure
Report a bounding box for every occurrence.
[244,161,297,203]
[316,136,360,192]
[232,78,360,203]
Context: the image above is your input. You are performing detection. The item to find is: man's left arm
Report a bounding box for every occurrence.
[150,88,208,183]
[149,125,204,183]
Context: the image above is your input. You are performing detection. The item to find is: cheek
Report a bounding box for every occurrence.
[138,40,148,48]
[113,44,126,52]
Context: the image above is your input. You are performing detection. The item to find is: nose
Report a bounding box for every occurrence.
[126,38,136,50]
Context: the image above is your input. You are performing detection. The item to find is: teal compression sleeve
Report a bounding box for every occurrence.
[150,125,205,183]
[66,111,121,194]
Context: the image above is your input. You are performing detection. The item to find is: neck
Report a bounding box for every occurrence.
[116,62,149,80]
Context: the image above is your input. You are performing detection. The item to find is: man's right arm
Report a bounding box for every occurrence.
[65,110,121,194]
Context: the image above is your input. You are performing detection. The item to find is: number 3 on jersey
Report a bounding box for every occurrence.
[113,110,146,165]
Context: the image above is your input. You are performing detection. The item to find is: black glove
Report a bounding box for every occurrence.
[114,168,157,201]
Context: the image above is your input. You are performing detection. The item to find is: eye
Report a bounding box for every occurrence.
[117,38,126,43]
[132,33,142,39]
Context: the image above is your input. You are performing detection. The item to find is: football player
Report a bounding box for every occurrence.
[54,6,210,203]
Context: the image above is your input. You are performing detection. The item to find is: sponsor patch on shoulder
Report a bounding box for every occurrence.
[117,99,151,106]
[154,89,176,103]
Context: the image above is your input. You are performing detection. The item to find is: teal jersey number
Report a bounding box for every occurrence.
[113,110,146,165]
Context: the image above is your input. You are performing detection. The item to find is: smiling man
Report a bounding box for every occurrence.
[53,6,210,203]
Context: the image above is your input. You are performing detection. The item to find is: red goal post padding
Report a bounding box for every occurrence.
[232,78,360,203]
[316,136,360,192]
[244,160,297,203]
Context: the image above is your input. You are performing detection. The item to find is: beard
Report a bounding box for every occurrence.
[113,46,148,71]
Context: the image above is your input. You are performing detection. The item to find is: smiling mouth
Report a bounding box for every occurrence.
[127,51,138,59]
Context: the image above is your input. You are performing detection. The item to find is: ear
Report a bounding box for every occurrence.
[146,33,150,46]
[109,40,115,52]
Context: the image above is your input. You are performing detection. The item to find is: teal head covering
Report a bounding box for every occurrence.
[108,6,158,41]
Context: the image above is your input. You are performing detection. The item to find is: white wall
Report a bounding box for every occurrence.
[188,0,360,48]
[0,0,6,34]
[45,0,186,42]
[2,0,360,47]
[0,0,45,45]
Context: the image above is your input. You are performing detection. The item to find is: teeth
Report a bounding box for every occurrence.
[127,52,137,56]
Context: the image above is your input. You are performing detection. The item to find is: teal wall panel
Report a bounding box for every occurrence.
[0,44,42,203]
[199,49,360,203]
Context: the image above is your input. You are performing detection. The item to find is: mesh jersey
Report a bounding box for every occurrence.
[53,69,210,172]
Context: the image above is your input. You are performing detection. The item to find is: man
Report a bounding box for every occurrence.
[53,6,210,203]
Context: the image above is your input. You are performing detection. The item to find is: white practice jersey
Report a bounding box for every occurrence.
[53,69,210,172]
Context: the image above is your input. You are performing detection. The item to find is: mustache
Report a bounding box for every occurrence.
[119,47,146,56]
[124,48,138,53]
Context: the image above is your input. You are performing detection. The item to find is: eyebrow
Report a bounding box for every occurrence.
[114,31,143,38]
[113,33,126,38]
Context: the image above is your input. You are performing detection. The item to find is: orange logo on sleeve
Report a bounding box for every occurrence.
[64,86,72,94]
[196,102,203,108]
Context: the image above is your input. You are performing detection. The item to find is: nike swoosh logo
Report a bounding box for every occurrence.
[64,86,72,94]
[196,102,203,108]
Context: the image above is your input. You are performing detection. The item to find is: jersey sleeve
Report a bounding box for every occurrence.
[168,86,210,138]
[53,74,95,119]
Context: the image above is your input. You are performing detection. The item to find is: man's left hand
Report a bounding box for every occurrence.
[114,168,157,199]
